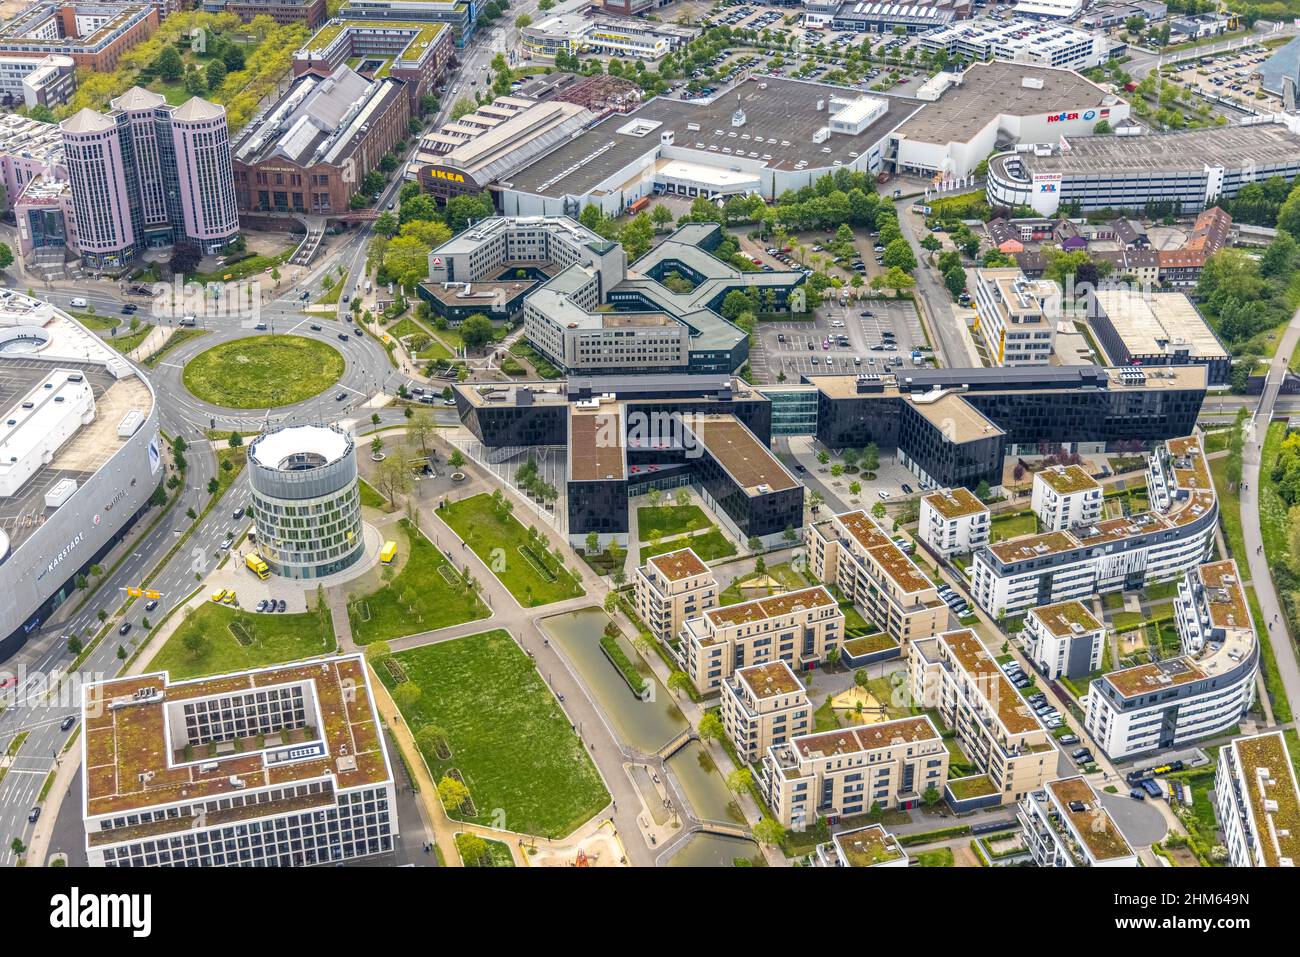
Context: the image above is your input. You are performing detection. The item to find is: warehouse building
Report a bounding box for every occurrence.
[888,61,1127,180]
[987,122,1300,216]
[231,64,409,215]
[1087,289,1230,386]
[495,77,923,216]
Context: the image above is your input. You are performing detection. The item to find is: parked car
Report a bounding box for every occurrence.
[1129,788,1146,800]
[1058,734,1079,746]
[277,599,286,613]
[257,600,268,612]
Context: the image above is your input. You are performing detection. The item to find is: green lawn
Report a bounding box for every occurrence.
[458,833,515,867]
[1260,421,1290,570]
[182,335,345,408]
[351,521,489,644]
[109,324,154,355]
[916,847,955,867]
[718,561,811,605]
[389,317,452,361]
[384,629,609,837]
[637,504,713,539]
[70,310,120,332]
[143,328,209,367]
[1210,455,1246,562]
[510,340,562,379]
[147,601,336,680]
[438,494,586,606]
[640,528,737,565]
[358,478,388,509]
[989,510,1037,542]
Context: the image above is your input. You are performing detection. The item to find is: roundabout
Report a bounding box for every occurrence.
[181,335,345,409]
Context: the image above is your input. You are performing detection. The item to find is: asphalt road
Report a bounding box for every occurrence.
[0,17,531,863]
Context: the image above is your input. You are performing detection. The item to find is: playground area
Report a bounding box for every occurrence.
[527,823,627,867]
[829,686,892,726]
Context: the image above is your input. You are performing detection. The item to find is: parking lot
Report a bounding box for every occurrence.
[1169,44,1282,116]
[751,298,927,383]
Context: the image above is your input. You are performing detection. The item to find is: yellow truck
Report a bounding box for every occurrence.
[379,540,398,565]
[244,553,269,580]
[211,589,227,603]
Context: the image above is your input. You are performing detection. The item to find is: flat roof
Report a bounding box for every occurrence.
[832,823,906,866]
[1030,599,1102,637]
[1196,559,1247,633]
[706,585,836,628]
[831,509,933,594]
[924,486,988,520]
[1101,655,1206,699]
[940,629,1041,736]
[647,546,710,582]
[908,390,1004,445]
[500,76,921,198]
[83,655,389,819]
[569,405,625,482]
[736,660,804,699]
[1231,731,1300,868]
[1035,463,1100,495]
[1092,289,1226,360]
[794,715,941,761]
[896,61,1115,146]
[1048,777,1135,862]
[690,414,797,495]
[249,424,351,471]
[1009,122,1300,176]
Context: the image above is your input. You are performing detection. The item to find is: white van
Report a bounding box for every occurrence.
[69,297,87,308]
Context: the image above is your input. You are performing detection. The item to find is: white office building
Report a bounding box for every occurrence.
[972,267,1058,366]
[1085,559,1256,759]
[919,486,990,557]
[1030,463,1102,531]
[82,655,397,867]
[921,17,1108,71]
[1025,599,1104,679]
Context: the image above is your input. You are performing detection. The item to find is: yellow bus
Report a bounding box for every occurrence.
[244,553,270,580]
[379,540,398,565]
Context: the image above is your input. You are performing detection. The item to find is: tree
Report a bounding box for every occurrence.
[646,486,662,509]
[752,816,786,847]
[375,454,412,506]
[182,628,207,659]
[448,450,465,469]
[451,98,477,120]
[437,775,470,811]
[363,640,392,664]
[170,242,202,275]
[455,832,489,865]
[651,204,674,231]
[666,670,693,697]
[460,313,495,350]
[862,442,880,472]
[871,501,887,520]
[697,711,724,741]
[409,409,436,455]
[515,12,531,27]
[155,45,183,82]
[415,724,448,757]
[383,235,432,289]
[206,58,227,91]
[67,634,82,655]
[0,243,13,271]
[921,784,942,808]
[393,681,422,711]
[585,530,600,555]
[975,479,992,502]
[726,768,754,795]
[943,264,967,299]
[881,238,917,273]
[374,210,399,237]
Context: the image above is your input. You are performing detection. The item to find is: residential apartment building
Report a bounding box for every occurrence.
[807,510,947,651]
[1018,777,1138,867]
[972,267,1057,366]
[1025,599,1104,679]
[910,629,1057,805]
[970,435,1216,617]
[918,486,990,557]
[1085,559,1256,759]
[1215,730,1300,868]
[292,19,454,111]
[82,655,397,867]
[0,3,158,72]
[633,546,717,645]
[1030,464,1102,531]
[759,715,949,829]
[680,586,843,694]
[60,88,239,269]
[814,823,908,867]
[719,660,811,764]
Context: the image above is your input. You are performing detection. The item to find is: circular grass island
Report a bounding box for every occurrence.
[182,335,346,409]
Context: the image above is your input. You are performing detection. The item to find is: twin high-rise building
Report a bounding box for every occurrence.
[59,87,239,269]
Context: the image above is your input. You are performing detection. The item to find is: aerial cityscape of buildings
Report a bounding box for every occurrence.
[0,0,1295,901]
